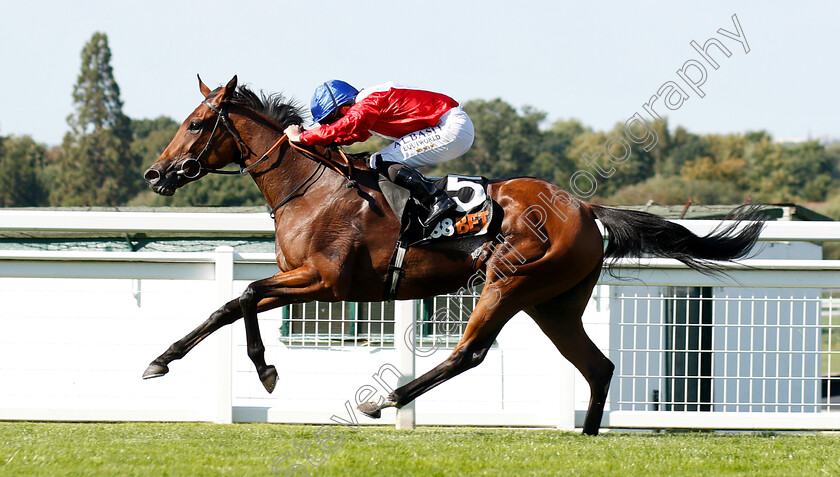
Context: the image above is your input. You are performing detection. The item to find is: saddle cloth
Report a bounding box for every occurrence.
[379,174,497,247]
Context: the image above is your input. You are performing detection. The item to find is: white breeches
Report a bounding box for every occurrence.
[375,106,475,168]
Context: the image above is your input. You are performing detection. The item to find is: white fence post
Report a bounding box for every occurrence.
[214,246,235,424]
[394,299,416,429]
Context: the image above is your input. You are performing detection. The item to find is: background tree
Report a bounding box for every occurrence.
[127,116,269,207]
[50,32,137,206]
[0,134,48,206]
[527,118,585,186]
[428,99,545,179]
[132,172,268,207]
[131,116,179,178]
[565,124,657,198]
[660,126,706,177]
[4,40,836,211]
[607,175,747,205]
[743,136,838,203]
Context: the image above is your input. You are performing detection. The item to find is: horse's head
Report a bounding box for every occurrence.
[144,75,244,196]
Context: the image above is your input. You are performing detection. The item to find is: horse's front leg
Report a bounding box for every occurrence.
[238,265,324,393]
[143,297,243,379]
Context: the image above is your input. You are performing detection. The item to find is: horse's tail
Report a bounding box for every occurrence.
[589,204,765,274]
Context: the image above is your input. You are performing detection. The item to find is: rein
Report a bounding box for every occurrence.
[180,100,358,216]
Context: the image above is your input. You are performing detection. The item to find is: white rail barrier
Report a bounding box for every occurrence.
[0,246,428,426]
[1,211,839,430]
[3,209,840,240]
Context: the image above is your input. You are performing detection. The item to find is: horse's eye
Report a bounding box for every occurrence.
[188,120,201,132]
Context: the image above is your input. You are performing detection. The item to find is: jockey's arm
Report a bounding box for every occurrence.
[296,101,378,146]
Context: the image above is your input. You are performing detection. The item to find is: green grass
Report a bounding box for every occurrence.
[2,422,840,476]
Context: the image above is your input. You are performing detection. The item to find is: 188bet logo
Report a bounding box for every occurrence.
[430,218,455,238]
[429,211,489,239]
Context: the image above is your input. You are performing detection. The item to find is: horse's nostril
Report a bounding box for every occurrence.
[144,168,161,183]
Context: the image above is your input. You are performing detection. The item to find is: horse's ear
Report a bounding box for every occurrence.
[217,75,238,102]
[197,74,211,97]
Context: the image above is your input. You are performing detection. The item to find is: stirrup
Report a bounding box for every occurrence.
[422,195,456,228]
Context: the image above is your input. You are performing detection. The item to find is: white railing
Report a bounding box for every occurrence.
[600,283,838,430]
[1,210,839,431]
[3,209,840,239]
[0,245,424,426]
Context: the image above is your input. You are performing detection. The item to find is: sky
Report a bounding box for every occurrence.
[0,1,838,147]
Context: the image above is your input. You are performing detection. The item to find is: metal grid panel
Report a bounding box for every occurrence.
[277,292,481,350]
[272,281,840,423]
[610,287,839,414]
[416,293,478,348]
[278,301,396,348]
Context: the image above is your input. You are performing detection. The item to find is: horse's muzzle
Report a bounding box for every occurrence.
[143,167,161,185]
[143,158,201,195]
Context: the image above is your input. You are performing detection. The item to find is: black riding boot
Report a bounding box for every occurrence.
[391,165,456,227]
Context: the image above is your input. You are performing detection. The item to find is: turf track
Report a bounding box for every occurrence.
[2,422,840,476]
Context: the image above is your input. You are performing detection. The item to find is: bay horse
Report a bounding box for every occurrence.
[142,76,762,435]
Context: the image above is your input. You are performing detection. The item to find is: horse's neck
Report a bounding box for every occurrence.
[233,124,340,216]
[230,110,383,224]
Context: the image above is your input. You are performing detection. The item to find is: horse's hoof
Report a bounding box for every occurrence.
[260,365,278,393]
[142,363,169,379]
[357,401,382,419]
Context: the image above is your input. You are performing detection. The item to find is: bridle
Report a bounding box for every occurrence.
[177,100,272,178]
[177,99,357,216]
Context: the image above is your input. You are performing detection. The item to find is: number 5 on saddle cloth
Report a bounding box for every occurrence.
[378,173,499,300]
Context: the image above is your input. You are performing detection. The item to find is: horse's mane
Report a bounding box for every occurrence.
[210,85,306,129]
[209,84,373,163]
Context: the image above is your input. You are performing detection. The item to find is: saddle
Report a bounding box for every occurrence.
[379,174,500,300]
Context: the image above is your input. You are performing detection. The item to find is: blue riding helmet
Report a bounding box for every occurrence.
[310,80,359,124]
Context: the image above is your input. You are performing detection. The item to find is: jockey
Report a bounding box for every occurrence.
[284,80,475,227]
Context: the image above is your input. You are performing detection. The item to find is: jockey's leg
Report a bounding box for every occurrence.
[381,161,455,227]
[373,106,475,227]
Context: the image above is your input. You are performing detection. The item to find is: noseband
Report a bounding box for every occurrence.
[177,100,261,178]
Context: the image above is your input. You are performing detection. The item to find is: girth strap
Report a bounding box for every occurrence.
[384,240,409,301]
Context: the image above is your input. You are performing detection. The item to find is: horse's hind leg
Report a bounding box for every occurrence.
[526,265,614,436]
[357,284,517,417]
[143,298,243,379]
